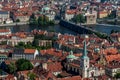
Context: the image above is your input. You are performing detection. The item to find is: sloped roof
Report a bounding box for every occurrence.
[24,49,36,54]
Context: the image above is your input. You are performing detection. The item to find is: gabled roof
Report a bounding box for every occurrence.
[105,54,120,62]
[24,49,36,54]
[0,29,11,33]
[47,61,63,72]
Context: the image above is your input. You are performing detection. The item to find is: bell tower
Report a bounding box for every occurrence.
[80,40,89,78]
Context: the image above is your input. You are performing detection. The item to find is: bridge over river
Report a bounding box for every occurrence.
[59,19,114,42]
[59,19,105,35]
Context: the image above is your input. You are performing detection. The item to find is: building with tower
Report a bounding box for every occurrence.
[63,40,103,79]
[85,7,97,24]
[79,40,90,78]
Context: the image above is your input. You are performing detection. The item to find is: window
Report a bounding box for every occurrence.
[90,19,93,21]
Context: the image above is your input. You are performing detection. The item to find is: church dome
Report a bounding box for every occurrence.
[43,7,50,11]
[66,50,76,59]
[67,54,76,59]
[94,48,100,52]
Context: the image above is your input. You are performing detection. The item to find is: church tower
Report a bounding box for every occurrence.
[80,40,89,78]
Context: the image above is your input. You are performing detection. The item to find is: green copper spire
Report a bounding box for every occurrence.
[82,40,88,58]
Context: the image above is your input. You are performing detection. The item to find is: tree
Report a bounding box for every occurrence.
[20,62,33,71]
[15,42,25,48]
[114,73,120,78]
[72,14,86,24]
[28,72,36,80]
[44,16,49,25]
[29,13,38,25]
[29,13,36,21]
[7,62,17,74]
[16,59,33,71]
[38,16,44,26]
[16,19,20,22]
[57,74,64,78]
[49,20,55,25]
[110,29,119,34]
[111,29,115,34]
[18,42,25,46]
[32,39,39,47]
[0,62,8,72]
[0,41,7,45]
[37,16,49,26]
[107,13,115,19]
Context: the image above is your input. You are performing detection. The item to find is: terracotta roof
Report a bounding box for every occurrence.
[40,48,66,58]
[104,48,118,55]
[15,32,27,38]
[0,29,10,33]
[5,74,15,80]
[59,76,82,80]
[66,9,76,14]
[24,49,36,54]
[47,61,63,72]
[105,54,120,63]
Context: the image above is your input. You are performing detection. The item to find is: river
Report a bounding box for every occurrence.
[0,24,78,35]
[0,24,120,35]
[85,24,120,35]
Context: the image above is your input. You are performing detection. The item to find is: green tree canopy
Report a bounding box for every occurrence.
[72,14,86,24]
[15,59,33,71]
[29,13,38,25]
[29,13,36,20]
[29,14,55,26]
[114,72,120,78]
[28,72,36,80]
[32,39,39,47]
[37,16,50,26]
[7,62,17,74]
[16,19,20,22]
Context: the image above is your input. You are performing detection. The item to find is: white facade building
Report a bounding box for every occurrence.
[0,29,11,36]
[12,48,39,60]
[79,40,98,78]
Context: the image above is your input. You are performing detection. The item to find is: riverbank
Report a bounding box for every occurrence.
[96,24,120,27]
[0,22,29,27]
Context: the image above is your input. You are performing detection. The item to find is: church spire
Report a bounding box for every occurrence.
[82,40,88,58]
[80,39,89,78]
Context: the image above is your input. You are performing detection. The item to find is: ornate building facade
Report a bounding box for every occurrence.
[64,40,103,78]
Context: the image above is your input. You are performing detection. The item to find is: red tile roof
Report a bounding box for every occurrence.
[47,61,63,72]
[40,48,66,58]
[104,48,118,55]
[59,76,82,80]
[0,29,11,33]
[66,9,76,14]
[24,49,36,54]
[5,74,15,80]
[105,54,120,63]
